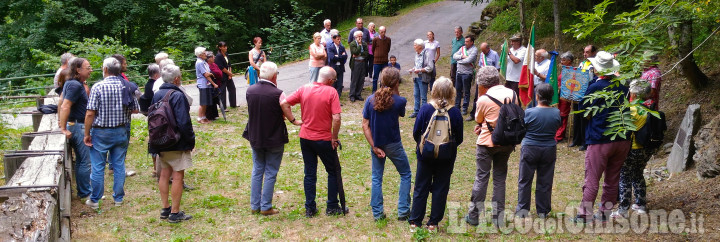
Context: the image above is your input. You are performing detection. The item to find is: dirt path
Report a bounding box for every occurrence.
[181,0,488,110]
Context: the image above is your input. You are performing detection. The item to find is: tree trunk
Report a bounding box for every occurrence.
[518,0,526,41]
[553,0,561,50]
[668,20,709,90]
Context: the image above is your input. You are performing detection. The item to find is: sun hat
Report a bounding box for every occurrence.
[588,51,620,75]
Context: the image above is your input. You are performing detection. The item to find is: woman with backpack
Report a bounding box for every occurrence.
[409,77,463,233]
[361,67,412,222]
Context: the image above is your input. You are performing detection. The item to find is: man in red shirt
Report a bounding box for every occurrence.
[280,66,347,218]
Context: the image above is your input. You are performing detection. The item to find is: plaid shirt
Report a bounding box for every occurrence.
[87,76,138,127]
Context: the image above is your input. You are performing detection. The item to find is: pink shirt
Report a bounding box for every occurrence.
[285,82,342,141]
[308,44,326,68]
[475,85,517,147]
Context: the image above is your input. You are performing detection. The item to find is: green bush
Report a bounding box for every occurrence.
[488,8,521,33]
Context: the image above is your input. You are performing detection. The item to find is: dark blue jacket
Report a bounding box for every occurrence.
[149,83,195,153]
[327,42,348,73]
[413,103,464,162]
[582,77,629,145]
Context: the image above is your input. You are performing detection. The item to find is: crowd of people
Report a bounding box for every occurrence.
[54,16,664,232]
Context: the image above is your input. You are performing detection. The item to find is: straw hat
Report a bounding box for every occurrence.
[588,51,620,74]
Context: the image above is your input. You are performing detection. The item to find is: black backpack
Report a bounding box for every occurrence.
[635,110,667,150]
[147,90,180,150]
[483,93,526,146]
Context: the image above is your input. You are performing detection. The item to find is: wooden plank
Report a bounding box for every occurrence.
[0,192,58,242]
[35,113,58,133]
[5,155,62,187]
[28,133,65,152]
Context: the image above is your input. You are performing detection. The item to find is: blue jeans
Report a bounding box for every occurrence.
[89,127,128,203]
[371,141,412,219]
[309,67,321,83]
[250,145,285,211]
[300,138,342,211]
[455,73,473,111]
[413,77,428,115]
[69,123,91,198]
[372,63,387,92]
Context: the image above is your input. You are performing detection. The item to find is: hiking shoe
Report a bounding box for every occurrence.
[374,213,387,222]
[260,208,280,216]
[593,212,609,223]
[160,206,171,219]
[464,214,479,226]
[85,199,99,210]
[251,209,260,214]
[570,215,591,224]
[611,208,628,219]
[168,211,192,223]
[326,207,349,216]
[305,208,318,218]
[631,204,647,214]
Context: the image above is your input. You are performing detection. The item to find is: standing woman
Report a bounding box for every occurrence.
[206,51,222,121]
[361,68,412,221]
[195,46,218,124]
[308,32,327,82]
[366,22,376,78]
[409,77,463,233]
[216,41,235,109]
[555,51,574,142]
[248,37,266,86]
[424,31,440,90]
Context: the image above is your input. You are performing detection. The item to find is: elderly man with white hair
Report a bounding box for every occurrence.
[533,49,551,87]
[150,64,195,223]
[409,38,434,118]
[281,66,347,218]
[349,30,369,102]
[195,46,218,124]
[244,61,298,216]
[83,57,140,210]
[54,52,75,88]
[320,19,333,46]
[371,26,391,92]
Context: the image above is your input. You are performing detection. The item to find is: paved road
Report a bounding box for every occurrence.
[182,0,487,111]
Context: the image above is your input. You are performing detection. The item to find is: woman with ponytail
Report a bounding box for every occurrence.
[408,77,464,233]
[361,67,412,222]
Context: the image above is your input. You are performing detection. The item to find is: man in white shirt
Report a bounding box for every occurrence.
[504,35,526,95]
[320,19,332,47]
[533,49,551,87]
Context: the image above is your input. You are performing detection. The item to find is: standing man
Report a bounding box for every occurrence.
[152,64,195,223]
[424,31,440,90]
[54,52,74,89]
[58,58,92,200]
[245,62,296,216]
[83,57,140,209]
[408,39,434,118]
[572,51,630,224]
[349,31,369,102]
[570,45,599,151]
[280,66,347,218]
[466,42,501,121]
[452,35,478,116]
[450,26,464,85]
[533,49,551,87]
[465,67,517,227]
[371,26,391,92]
[320,19,333,46]
[347,18,371,45]
[504,34,526,95]
[326,31,348,97]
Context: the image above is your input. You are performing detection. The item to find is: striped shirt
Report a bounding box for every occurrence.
[87,76,138,127]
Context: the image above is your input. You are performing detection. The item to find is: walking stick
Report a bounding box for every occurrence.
[333,141,347,214]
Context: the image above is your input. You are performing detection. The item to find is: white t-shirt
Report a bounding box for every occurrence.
[534,59,551,86]
[505,46,526,82]
[424,40,440,63]
[53,68,63,88]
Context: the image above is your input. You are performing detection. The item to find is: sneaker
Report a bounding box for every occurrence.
[427,225,438,233]
[114,201,123,207]
[305,208,318,218]
[160,206,171,219]
[168,211,192,223]
[409,224,418,233]
[326,207,349,216]
[631,204,647,214]
[397,214,409,221]
[464,214,479,226]
[537,213,549,219]
[611,209,628,219]
[85,199,99,210]
[461,110,468,115]
[409,113,417,118]
[579,145,587,151]
[464,116,474,121]
[183,183,195,191]
[374,213,387,222]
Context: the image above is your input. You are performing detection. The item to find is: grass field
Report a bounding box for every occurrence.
[67,55,719,241]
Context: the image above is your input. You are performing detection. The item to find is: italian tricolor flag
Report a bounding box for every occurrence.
[518,24,535,107]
